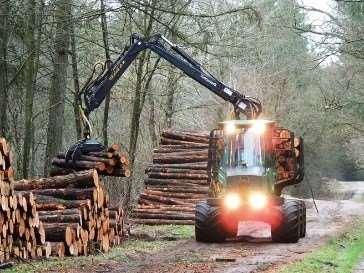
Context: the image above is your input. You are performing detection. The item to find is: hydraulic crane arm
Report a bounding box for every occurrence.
[81,33,262,124]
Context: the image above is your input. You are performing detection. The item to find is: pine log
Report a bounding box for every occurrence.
[153,154,208,164]
[148,163,207,170]
[34,195,91,210]
[148,172,208,180]
[49,242,65,257]
[145,178,208,186]
[139,193,189,206]
[14,169,99,191]
[146,186,208,194]
[130,219,194,225]
[160,137,209,147]
[145,167,207,174]
[39,214,82,224]
[161,131,209,144]
[25,188,95,201]
[51,158,106,171]
[43,223,78,244]
[57,153,117,166]
[144,189,206,199]
[131,212,195,220]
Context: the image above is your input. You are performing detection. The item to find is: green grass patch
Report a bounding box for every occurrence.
[278,221,364,273]
[4,225,192,273]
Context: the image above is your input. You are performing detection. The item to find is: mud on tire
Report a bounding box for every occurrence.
[271,200,301,243]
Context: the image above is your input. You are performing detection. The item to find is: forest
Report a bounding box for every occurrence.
[0,0,363,202]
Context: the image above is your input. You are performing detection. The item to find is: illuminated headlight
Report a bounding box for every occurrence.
[224,122,236,135]
[248,192,268,210]
[251,121,266,135]
[224,193,241,210]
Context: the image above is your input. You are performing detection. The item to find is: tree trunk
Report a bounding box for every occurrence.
[44,0,72,175]
[70,16,82,139]
[0,1,9,136]
[100,0,111,147]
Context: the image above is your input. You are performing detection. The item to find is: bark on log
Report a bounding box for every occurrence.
[161,131,209,144]
[25,188,95,200]
[153,154,208,164]
[148,163,207,170]
[39,213,81,224]
[144,178,208,186]
[131,212,195,220]
[139,193,189,206]
[14,169,99,191]
[146,186,208,194]
[160,137,209,147]
[35,195,91,210]
[145,167,207,174]
[52,158,106,171]
[148,172,208,180]
[130,219,194,225]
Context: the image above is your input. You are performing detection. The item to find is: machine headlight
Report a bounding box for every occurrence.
[224,193,241,210]
[248,192,268,210]
[251,120,266,135]
[224,122,236,135]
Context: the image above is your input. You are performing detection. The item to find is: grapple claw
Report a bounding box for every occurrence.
[65,139,105,164]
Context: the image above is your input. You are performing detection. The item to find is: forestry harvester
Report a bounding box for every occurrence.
[67,33,306,243]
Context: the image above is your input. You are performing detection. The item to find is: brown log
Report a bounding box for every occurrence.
[161,130,209,144]
[130,219,194,225]
[153,154,208,164]
[25,188,95,201]
[145,167,206,174]
[146,186,208,194]
[148,163,207,170]
[49,242,65,257]
[139,193,189,206]
[39,213,82,224]
[144,178,208,186]
[14,169,99,191]
[34,195,91,210]
[160,137,209,147]
[148,172,208,180]
[133,206,195,213]
[38,208,81,216]
[131,212,195,220]
[43,223,78,245]
[144,189,206,199]
[51,158,106,171]
[57,153,117,166]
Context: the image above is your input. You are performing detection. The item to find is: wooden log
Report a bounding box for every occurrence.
[139,193,189,206]
[131,212,195,220]
[38,208,81,216]
[130,219,194,225]
[160,137,209,147]
[144,178,208,186]
[49,242,65,257]
[51,157,106,171]
[144,190,206,199]
[153,154,208,164]
[25,188,95,201]
[39,214,82,224]
[43,223,78,245]
[146,186,208,194]
[35,195,91,210]
[148,172,208,180]
[161,130,209,144]
[14,169,99,191]
[57,153,117,166]
[148,163,207,170]
[133,206,195,213]
[145,167,207,174]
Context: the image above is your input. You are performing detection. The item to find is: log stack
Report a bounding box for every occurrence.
[14,170,125,257]
[51,144,130,177]
[131,130,210,225]
[0,138,51,261]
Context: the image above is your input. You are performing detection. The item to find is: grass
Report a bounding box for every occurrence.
[3,225,194,273]
[278,221,364,273]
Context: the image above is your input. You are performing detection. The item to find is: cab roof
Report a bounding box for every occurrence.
[218,119,275,128]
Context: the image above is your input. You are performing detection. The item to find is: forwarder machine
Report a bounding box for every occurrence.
[66,33,306,244]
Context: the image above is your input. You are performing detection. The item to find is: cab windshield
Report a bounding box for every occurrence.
[222,127,265,177]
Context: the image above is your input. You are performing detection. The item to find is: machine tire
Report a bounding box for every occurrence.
[195,202,234,243]
[271,200,300,243]
[298,200,306,238]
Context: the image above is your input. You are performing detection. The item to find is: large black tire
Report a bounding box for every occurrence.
[298,200,306,238]
[271,200,300,243]
[195,202,237,243]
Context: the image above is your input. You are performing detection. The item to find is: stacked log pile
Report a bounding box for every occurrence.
[0,138,50,261]
[51,144,130,177]
[14,170,125,257]
[131,130,210,225]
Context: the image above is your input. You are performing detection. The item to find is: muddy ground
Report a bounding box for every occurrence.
[46,194,364,273]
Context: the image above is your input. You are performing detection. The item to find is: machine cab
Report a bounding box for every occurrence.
[208,120,277,198]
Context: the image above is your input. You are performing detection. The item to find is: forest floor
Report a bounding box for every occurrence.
[5,183,364,273]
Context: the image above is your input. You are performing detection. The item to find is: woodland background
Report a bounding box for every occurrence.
[0,0,363,205]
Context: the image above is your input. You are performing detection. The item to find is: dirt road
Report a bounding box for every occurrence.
[122,199,364,273]
[53,197,364,273]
